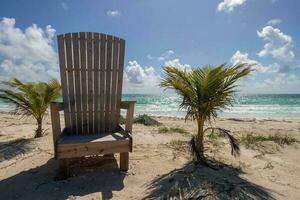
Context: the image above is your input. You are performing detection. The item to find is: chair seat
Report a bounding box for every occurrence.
[57,132,129,144]
[56,132,130,159]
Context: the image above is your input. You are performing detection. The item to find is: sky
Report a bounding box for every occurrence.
[0,0,300,94]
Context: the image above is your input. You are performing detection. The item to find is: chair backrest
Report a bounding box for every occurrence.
[57,32,125,135]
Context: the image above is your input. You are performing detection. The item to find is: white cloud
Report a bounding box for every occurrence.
[46,25,56,40]
[123,60,160,94]
[0,17,59,82]
[248,73,300,94]
[164,58,192,71]
[61,2,68,10]
[125,61,148,84]
[257,26,294,61]
[278,65,291,73]
[236,70,300,94]
[123,57,193,93]
[217,0,246,12]
[230,50,300,93]
[158,50,174,61]
[267,18,281,26]
[277,64,300,74]
[147,50,175,61]
[230,51,271,73]
[107,10,121,17]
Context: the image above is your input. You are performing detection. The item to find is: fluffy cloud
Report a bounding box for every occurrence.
[250,73,300,94]
[125,61,153,84]
[267,18,281,26]
[123,58,193,93]
[257,26,294,61]
[164,58,192,71]
[123,57,193,93]
[278,65,291,73]
[147,50,175,61]
[0,17,59,82]
[230,51,270,73]
[217,0,246,12]
[123,60,160,93]
[158,50,174,61]
[46,25,56,40]
[277,64,300,74]
[106,10,121,17]
[230,50,300,93]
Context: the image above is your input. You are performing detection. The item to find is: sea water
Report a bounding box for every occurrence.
[1,94,300,119]
[122,94,300,119]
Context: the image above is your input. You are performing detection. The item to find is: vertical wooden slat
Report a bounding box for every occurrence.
[57,35,71,133]
[72,33,82,135]
[87,32,94,134]
[105,35,113,133]
[93,33,100,133]
[110,37,119,131]
[99,34,106,133]
[65,33,76,134]
[115,39,125,126]
[80,32,88,134]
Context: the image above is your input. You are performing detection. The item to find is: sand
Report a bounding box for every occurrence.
[0,113,300,200]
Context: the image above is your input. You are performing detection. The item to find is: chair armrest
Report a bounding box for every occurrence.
[120,101,135,134]
[50,102,63,144]
[120,101,135,152]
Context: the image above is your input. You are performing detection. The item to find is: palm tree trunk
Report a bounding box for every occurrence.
[197,118,205,153]
[35,118,43,138]
[190,118,206,162]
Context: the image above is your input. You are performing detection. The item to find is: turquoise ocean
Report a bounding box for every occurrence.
[122,94,300,119]
[0,94,300,119]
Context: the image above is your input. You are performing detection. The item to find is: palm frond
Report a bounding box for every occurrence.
[204,127,240,157]
[161,64,252,121]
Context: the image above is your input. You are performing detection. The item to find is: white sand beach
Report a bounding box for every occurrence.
[0,113,299,199]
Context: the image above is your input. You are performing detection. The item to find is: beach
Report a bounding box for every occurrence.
[0,113,299,199]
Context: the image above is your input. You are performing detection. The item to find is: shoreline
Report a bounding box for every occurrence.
[1,111,300,121]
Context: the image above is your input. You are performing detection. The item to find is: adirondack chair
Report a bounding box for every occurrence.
[50,32,135,178]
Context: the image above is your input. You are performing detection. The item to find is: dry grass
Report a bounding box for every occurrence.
[241,134,298,148]
[134,114,162,126]
[158,126,189,135]
[168,140,189,152]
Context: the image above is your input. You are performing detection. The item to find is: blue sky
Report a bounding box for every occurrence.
[0,0,299,94]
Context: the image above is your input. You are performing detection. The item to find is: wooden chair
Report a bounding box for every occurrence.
[50,32,135,178]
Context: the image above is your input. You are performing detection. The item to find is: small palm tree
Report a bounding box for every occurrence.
[160,63,251,164]
[0,78,61,138]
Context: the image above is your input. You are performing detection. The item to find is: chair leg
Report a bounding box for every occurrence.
[120,152,129,171]
[58,158,69,179]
